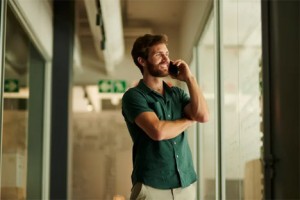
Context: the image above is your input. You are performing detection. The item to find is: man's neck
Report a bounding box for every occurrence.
[143,76,164,94]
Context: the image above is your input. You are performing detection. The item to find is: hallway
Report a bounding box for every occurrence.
[0,0,299,199]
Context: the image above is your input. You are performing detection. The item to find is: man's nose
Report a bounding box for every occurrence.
[161,54,169,61]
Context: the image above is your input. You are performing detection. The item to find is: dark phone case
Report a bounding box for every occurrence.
[169,62,179,75]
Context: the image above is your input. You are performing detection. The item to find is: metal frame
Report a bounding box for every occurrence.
[0,0,7,192]
[261,0,273,198]
[194,46,202,200]
[214,0,224,199]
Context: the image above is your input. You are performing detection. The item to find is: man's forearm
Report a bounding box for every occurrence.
[155,118,195,140]
[135,112,195,141]
[185,76,209,122]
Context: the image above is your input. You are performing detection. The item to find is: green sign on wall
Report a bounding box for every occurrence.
[98,80,127,93]
[4,79,19,92]
[98,80,113,93]
[113,80,127,93]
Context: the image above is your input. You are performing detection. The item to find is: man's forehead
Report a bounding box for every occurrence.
[149,43,168,53]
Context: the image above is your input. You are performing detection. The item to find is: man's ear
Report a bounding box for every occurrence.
[137,57,146,67]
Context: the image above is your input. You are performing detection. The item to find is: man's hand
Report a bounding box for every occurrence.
[169,59,193,82]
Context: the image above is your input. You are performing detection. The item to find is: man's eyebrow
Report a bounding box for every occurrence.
[153,50,169,54]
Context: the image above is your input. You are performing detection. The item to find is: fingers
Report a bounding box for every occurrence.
[173,59,187,67]
[172,59,193,82]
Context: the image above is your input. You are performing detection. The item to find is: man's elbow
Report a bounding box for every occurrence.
[199,114,209,123]
[194,112,209,123]
[150,129,165,141]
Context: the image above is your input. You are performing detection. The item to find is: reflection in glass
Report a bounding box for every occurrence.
[197,14,216,200]
[1,6,45,200]
[1,7,30,200]
[222,0,263,199]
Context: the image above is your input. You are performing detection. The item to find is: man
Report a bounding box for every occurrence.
[122,34,209,200]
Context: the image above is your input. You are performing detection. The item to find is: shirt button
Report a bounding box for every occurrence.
[168,114,171,118]
[174,141,177,145]
[176,155,179,158]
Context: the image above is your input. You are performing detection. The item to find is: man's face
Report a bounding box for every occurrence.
[145,43,170,77]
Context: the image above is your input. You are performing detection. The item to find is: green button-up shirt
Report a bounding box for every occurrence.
[122,79,197,189]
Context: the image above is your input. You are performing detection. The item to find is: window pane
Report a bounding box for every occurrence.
[221,0,263,199]
[197,14,217,200]
[1,6,45,199]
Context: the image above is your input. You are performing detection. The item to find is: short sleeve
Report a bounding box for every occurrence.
[122,89,153,123]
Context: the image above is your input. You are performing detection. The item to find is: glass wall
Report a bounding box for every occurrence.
[195,0,263,199]
[187,49,199,171]
[1,5,46,200]
[196,14,217,200]
[221,0,263,199]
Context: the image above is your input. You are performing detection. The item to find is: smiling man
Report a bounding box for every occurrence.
[122,34,209,200]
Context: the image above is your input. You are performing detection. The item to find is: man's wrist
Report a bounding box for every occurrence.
[185,75,196,84]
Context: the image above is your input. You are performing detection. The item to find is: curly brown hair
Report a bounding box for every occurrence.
[131,34,168,74]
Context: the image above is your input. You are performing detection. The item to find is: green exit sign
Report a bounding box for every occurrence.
[4,79,19,92]
[98,80,127,93]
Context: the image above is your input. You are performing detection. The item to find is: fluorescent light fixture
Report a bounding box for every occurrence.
[84,0,125,73]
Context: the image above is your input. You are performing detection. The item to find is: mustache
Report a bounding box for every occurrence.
[159,61,169,65]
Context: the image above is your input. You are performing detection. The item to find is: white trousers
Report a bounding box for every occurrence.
[130,182,196,200]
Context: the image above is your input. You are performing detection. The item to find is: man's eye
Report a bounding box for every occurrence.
[155,53,168,57]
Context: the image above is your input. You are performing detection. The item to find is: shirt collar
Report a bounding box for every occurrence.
[137,79,173,101]
[137,79,152,94]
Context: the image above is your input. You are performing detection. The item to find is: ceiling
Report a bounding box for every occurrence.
[71,0,192,111]
[121,0,186,27]
[74,0,188,85]
[73,0,188,111]
[4,0,208,112]
[3,0,263,113]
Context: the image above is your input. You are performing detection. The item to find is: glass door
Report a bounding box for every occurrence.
[0,5,45,200]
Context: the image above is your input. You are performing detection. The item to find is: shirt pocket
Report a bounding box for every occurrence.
[149,101,164,119]
[170,101,184,119]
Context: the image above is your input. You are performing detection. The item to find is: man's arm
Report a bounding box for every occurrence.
[135,111,194,141]
[184,76,209,122]
[171,59,209,123]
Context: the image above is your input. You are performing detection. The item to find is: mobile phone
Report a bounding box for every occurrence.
[169,61,179,76]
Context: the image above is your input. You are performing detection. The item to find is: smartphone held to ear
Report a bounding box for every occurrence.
[169,61,179,76]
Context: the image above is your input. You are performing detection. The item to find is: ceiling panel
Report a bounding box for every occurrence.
[123,0,186,27]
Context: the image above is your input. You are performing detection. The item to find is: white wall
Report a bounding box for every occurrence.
[9,0,53,59]
[179,0,213,62]
[72,111,132,200]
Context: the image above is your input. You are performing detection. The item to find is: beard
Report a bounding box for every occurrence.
[146,60,168,77]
